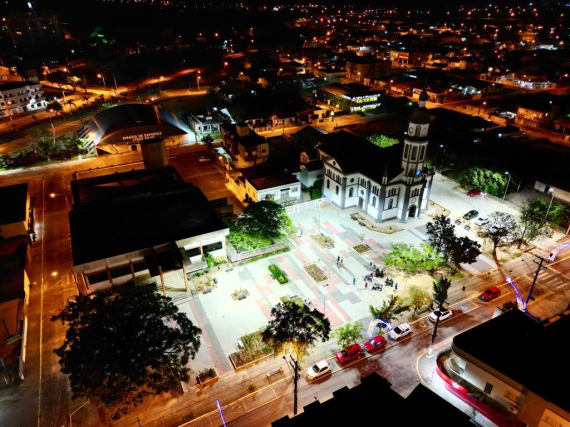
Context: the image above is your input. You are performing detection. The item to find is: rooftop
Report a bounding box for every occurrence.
[0,183,28,226]
[0,236,28,304]
[319,82,379,98]
[453,309,570,413]
[69,168,228,266]
[0,81,40,91]
[249,173,299,190]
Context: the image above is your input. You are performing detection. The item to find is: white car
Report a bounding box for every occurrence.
[474,217,489,226]
[429,308,453,322]
[388,323,412,340]
[306,360,332,381]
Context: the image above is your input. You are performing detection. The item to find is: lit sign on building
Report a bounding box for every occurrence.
[121,131,163,142]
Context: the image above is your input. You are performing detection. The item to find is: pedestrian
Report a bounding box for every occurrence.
[395,282,398,291]
[341,257,344,265]
[353,277,356,285]
[365,282,368,290]
[462,285,466,292]
[338,256,340,263]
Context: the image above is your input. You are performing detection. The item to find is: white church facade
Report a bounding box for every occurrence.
[321,91,435,223]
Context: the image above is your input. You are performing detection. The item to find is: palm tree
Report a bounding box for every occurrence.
[427,276,452,357]
[65,100,77,114]
[82,95,91,106]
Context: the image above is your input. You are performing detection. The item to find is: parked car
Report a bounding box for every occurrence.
[474,217,489,226]
[363,335,388,353]
[307,360,332,381]
[463,210,479,220]
[388,323,412,340]
[336,343,363,364]
[429,308,453,322]
[479,287,501,301]
[467,189,481,197]
[198,156,211,163]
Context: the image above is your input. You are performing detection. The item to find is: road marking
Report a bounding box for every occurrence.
[38,179,45,427]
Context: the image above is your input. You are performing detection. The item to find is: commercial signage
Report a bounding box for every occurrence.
[6,333,22,345]
[121,131,163,142]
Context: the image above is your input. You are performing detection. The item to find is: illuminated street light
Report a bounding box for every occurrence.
[503,172,511,200]
[97,73,107,89]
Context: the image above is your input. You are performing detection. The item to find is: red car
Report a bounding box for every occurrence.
[467,189,481,197]
[479,287,501,301]
[363,335,387,353]
[335,344,363,364]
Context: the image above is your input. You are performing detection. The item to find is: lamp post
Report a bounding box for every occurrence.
[545,189,555,220]
[322,283,329,315]
[283,355,300,416]
[435,144,444,168]
[503,171,511,200]
[197,71,201,90]
[97,73,106,89]
[479,192,487,214]
[159,76,164,94]
[477,101,487,117]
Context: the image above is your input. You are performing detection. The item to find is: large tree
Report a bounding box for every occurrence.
[331,322,363,350]
[52,285,201,415]
[426,214,456,254]
[429,277,452,355]
[405,285,433,315]
[478,211,517,257]
[460,167,508,197]
[237,200,295,240]
[383,243,444,274]
[262,300,330,361]
[35,139,60,163]
[446,236,481,272]
[369,295,409,324]
[515,201,552,248]
[29,125,51,142]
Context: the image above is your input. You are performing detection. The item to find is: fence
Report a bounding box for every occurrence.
[226,239,289,263]
[284,197,331,215]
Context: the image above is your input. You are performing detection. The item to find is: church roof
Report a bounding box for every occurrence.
[319,131,403,183]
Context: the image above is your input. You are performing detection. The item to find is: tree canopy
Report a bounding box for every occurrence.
[35,139,60,163]
[459,167,508,197]
[51,285,201,415]
[262,300,330,360]
[331,322,363,350]
[515,200,552,247]
[383,243,445,274]
[426,215,455,254]
[478,211,517,256]
[405,285,433,314]
[369,295,409,324]
[236,200,295,240]
[447,235,481,271]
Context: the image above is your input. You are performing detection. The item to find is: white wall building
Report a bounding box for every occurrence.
[0,81,47,118]
[321,91,435,223]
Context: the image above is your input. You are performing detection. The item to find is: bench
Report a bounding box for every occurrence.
[237,339,244,349]
[237,294,247,300]
[358,222,365,226]
[213,278,218,284]
[266,367,284,379]
[203,288,213,294]
[226,268,234,272]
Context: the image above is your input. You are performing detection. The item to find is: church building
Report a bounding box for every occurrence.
[321,91,435,223]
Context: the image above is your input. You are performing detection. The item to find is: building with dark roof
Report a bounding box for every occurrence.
[321,91,435,223]
[273,373,472,427]
[0,183,34,240]
[87,104,189,155]
[436,309,570,427]
[221,123,269,168]
[69,166,229,295]
[0,236,31,383]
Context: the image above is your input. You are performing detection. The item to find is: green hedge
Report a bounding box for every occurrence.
[268,264,289,284]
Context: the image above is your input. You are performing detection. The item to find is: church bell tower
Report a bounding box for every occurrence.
[401,90,430,177]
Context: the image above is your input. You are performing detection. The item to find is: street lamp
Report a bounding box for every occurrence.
[477,101,487,117]
[545,189,555,220]
[322,283,329,315]
[503,171,511,200]
[97,73,107,89]
[279,68,283,76]
[479,192,487,214]
[435,144,444,168]
[159,76,164,94]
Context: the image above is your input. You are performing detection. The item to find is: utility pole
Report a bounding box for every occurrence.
[525,256,548,309]
[284,355,300,415]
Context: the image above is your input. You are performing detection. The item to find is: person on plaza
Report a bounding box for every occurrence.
[365,282,368,290]
[353,277,356,285]
[340,257,344,265]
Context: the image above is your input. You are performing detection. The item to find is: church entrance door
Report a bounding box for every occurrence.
[358,197,364,209]
[408,205,417,218]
